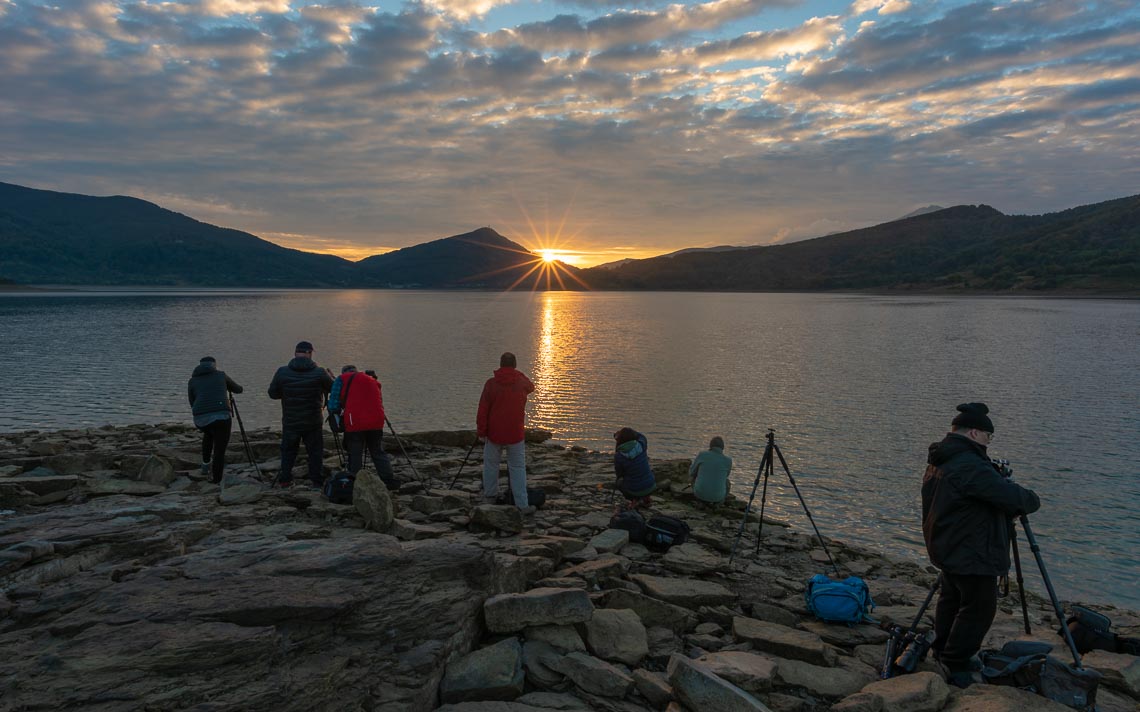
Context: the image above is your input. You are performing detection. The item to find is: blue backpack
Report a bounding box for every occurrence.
[805,575,875,625]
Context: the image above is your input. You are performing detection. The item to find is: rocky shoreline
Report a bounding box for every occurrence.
[1,423,1137,712]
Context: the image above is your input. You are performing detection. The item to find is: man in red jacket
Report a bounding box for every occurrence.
[330,366,396,488]
[477,352,535,511]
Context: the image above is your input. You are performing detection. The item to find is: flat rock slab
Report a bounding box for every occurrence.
[560,555,627,582]
[695,651,778,693]
[667,654,772,711]
[589,529,629,554]
[799,619,890,647]
[732,616,838,666]
[0,475,80,495]
[437,703,559,712]
[631,573,737,608]
[840,671,950,712]
[1083,650,1140,697]
[391,519,452,540]
[554,651,633,698]
[661,543,726,576]
[484,587,594,633]
[940,684,1073,711]
[773,656,870,699]
[86,479,167,496]
[600,588,698,633]
[524,625,586,653]
[441,637,525,704]
[218,483,263,506]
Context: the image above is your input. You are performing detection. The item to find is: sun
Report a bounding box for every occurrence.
[539,249,558,263]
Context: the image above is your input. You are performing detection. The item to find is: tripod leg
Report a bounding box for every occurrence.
[907,574,942,635]
[773,441,840,578]
[729,445,772,565]
[448,439,479,489]
[387,419,426,486]
[754,448,773,557]
[1010,522,1031,634]
[1019,515,1083,668]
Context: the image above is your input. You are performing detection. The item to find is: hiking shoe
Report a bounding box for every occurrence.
[519,505,537,516]
[200,461,211,476]
[947,671,983,689]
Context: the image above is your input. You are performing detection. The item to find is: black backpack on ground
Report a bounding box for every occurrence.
[608,509,647,544]
[1062,605,1140,656]
[979,641,1101,711]
[644,514,690,552]
[323,471,355,504]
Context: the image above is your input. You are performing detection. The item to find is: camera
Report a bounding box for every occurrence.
[364,369,377,379]
[990,457,1013,479]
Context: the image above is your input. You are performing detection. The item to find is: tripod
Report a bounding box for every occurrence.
[881,574,941,679]
[1009,514,1085,668]
[729,429,839,576]
[229,394,264,482]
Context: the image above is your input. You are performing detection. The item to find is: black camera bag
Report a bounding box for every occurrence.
[979,641,1101,711]
[1061,605,1140,656]
[323,471,355,504]
[608,509,647,544]
[644,514,690,552]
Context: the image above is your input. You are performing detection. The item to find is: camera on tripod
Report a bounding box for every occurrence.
[990,457,1013,479]
[881,623,936,679]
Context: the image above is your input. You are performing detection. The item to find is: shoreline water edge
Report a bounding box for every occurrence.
[1,423,1137,711]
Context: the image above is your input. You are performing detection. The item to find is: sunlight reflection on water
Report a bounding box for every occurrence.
[2,289,1138,607]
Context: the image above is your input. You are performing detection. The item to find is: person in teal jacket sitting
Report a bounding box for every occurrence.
[690,436,733,505]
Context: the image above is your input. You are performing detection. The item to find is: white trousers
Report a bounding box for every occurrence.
[482,439,528,508]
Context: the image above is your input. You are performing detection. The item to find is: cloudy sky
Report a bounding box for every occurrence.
[1,0,1137,265]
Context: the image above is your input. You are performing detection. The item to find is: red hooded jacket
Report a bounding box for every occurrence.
[476,367,535,444]
[341,372,385,433]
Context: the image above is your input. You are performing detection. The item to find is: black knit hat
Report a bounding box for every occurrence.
[952,402,994,433]
[295,341,314,353]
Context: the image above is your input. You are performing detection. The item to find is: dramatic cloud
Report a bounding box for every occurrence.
[1,0,1137,264]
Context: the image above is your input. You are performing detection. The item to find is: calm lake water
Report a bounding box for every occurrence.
[2,289,1138,609]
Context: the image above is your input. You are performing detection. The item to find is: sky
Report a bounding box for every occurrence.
[1,0,1138,266]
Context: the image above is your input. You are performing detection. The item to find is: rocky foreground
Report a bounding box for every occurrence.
[1,424,1138,712]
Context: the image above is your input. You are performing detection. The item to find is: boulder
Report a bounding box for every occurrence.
[522,640,565,688]
[440,637,525,704]
[217,483,263,506]
[666,654,771,711]
[695,651,777,693]
[354,472,394,532]
[1083,649,1140,697]
[553,652,633,698]
[630,574,737,608]
[632,669,673,708]
[524,625,586,653]
[841,671,950,712]
[600,589,697,634]
[589,529,629,554]
[471,505,524,534]
[136,455,176,486]
[583,608,648,666]
[484,588,594,633]
[732,616,838,666]
[773,657,869,698]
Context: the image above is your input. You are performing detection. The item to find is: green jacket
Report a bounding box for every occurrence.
[690,447,732,503]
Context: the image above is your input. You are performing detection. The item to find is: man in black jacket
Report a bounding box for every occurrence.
[922,402,1040,687]
[188,356,243,484]
[268,341,334,488]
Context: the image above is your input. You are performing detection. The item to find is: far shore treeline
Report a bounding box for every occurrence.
[1,181,1137,293]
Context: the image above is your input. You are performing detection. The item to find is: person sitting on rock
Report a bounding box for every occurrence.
[187,356,243,484]
[689,435,733,507]
[613,427,656,509]
[328,365,398,489]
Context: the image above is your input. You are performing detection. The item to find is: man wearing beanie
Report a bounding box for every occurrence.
[921,402,1041,688]
[187,356,243,484]
[268,341,334,489]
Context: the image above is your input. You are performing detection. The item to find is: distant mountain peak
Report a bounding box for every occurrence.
[898,205,946,219]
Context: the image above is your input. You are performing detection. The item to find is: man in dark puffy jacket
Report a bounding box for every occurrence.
[268,341,334,489]
[329,366,396,488]
[187,356,243,484]
[614,427,656,509]
[922,402,1040,688]
[476,352,535,511]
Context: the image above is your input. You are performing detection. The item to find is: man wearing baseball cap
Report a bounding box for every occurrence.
[921,402,1041,687]
[268,341,334,489]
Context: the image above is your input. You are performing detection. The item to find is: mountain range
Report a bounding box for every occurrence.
[1,181,1136,292]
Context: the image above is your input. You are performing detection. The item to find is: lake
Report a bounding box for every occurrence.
[2,289,1138,609]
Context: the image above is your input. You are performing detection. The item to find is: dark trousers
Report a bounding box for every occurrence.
[280,428,324,485]
[344,430,395,484]
[199,419,232,483]
[933,572,998,672]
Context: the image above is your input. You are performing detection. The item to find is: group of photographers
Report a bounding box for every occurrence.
[191,351,1042,688]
